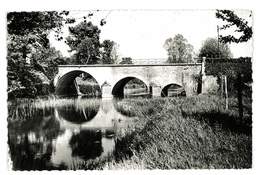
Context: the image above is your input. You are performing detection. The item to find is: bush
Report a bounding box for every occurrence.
[78,84,101,97]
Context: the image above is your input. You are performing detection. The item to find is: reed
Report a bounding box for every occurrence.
[8,97,101,121]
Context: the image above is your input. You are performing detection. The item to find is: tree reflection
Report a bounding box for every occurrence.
[69,130,103,160]
[8,133,66,170]
[8,97,131,170]
[8,107,64,170]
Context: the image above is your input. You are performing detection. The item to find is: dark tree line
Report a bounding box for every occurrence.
[7,11,71,98]
[7,11,121,99]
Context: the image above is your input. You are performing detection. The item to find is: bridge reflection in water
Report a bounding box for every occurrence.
[8,98,134,170]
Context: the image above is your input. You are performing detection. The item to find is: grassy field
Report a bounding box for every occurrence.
[106,95,252,169]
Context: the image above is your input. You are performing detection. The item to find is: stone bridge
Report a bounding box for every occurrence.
[54,63,204,98]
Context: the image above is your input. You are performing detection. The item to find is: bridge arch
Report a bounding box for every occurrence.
[56,104,100,124]
[161,83,186,97]
[55,70,101,96]
[112,76,149,98]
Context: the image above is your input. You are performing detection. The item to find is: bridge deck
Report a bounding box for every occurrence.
[58,63,202,68]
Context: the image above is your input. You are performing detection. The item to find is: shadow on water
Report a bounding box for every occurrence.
[7,97,134,170]
[69,130,103,159]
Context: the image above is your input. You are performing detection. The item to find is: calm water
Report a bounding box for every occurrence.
[7,97,135,170]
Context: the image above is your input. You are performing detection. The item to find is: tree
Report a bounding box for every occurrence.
[7,11,70,98]
[199,38,233,59]
[66,21,101,64]
[119,57,133,64]
[100,40,119,64]
[7,11,110,98]
[216,10,252,43]
[7,11,73,42]
[216,10,253,117]
[31,47,66,79]
[164,34,194,63]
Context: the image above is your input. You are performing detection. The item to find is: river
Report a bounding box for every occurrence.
[7,97,136,170]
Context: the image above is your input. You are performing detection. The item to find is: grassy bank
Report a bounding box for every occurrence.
[106,95,252,169]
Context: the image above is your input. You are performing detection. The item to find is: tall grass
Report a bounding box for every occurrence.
[114,98,166,117]
[106,95,252,169]
[8,97,101,121]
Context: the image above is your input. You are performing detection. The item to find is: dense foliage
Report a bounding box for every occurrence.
[7,11,120,98]
[7,11,70,99]
[100,40,119,64]
[216,10,252,43]
[66,21,119,65]
[199,38,233,59]
[205,57,252,96]
[164,34,194,63]
[66,21,101,64]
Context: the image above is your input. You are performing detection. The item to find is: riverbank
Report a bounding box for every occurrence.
[106,95,252,169]
[7,95,252,170]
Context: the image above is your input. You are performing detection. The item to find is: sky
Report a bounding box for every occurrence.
[49,9,253,62]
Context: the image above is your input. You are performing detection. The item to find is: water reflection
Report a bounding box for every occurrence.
[56,99,100,124]
[8,98,133,170]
